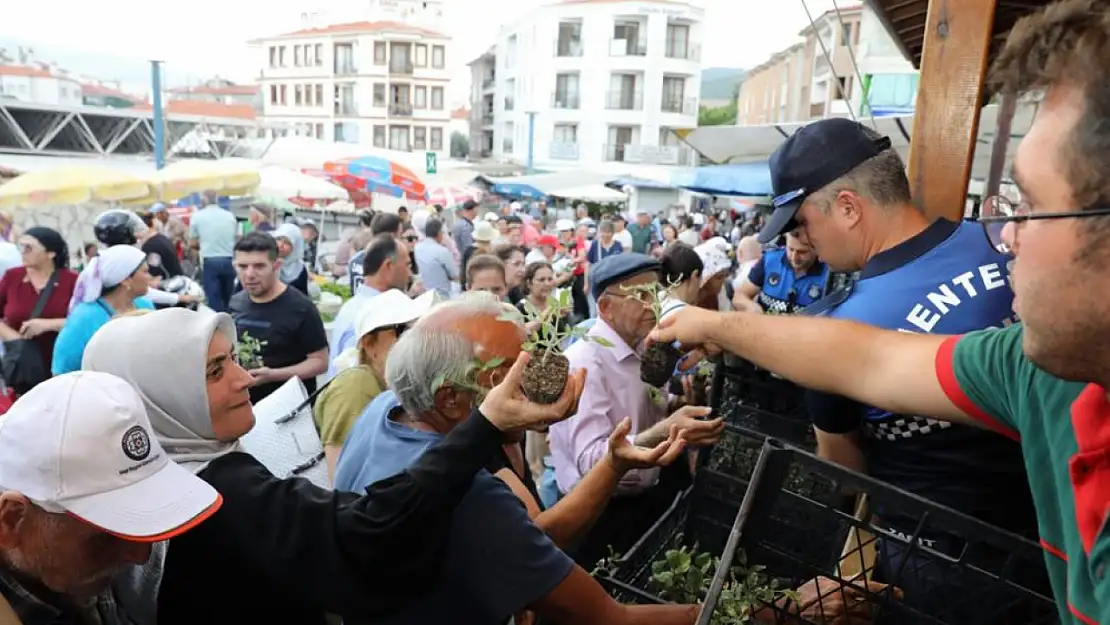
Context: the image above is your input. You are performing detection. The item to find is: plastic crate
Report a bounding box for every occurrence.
[698,440,1058,625]
[713,356,808,421]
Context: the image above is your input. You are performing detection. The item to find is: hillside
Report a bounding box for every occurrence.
[700,67,745,100]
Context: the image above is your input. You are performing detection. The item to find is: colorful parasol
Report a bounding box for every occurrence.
[0,165,155,209]
[425,185,482,208]
[323,156,426,198]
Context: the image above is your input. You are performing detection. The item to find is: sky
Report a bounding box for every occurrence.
[0,0,840,104]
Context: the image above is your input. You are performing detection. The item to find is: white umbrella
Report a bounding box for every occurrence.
[216,157,348,201]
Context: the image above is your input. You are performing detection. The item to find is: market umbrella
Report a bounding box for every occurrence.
[425,184,481,208]
[323,156,426,198]
[217,158,348,201]
[0,165,155,209]
[149,159,261,202]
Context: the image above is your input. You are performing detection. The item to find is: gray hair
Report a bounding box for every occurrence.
[736,235,762,262]
[598,220,615,235]
[385,293,515,417]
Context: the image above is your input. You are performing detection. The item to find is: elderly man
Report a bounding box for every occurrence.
[0,372,221,624]
[333,296,702,625]
[549,253,725,568]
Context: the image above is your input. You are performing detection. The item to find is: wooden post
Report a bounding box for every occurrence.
[984,91,1017,201]
[906,0,998,222]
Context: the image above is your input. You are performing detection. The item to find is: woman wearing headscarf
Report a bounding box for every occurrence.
[51,245,153,374]
[273,223,309,295]
[0,227,77,379]
[81,307,581,625]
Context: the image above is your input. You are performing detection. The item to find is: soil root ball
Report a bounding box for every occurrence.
[641,342,682,388]
[521,352,570,404]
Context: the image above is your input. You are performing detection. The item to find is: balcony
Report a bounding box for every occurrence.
[389,61,415,75]
[335,62,357,76]
[482,76,495,89]
[482,111,494,124]
[610,39,647,56]
[504,97,515,111]
[604,143,696,166]
[549,142,579,160]
[605,91,643,111]
[502,138,514,153]
[665,43,701,61]
[389,103,414,117]
[554,38,584,58]
[552,92,580,109]
[334,101,358,116]
[661,96,697,115]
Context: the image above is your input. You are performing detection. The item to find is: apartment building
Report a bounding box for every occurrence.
[736,5,866,125]
[250,19,452,153]
[468,0,704,167]
[849,6,918,116]
[0,65,84,106]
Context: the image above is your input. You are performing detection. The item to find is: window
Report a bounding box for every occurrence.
[414,126,427,149]
[269,47,278,68]
[553,123,577,144]
[840,23,853,47]
[295,85,303,106]
[665,24,689,58]
[315,84,323,107]
[373,125,386,147]
[279,46,287,66]
[415,44,428,67]
[279,84,287,105]
[414,86,427,109]
[432,45,445,69]
[661,76,685,113]
[294,45,303,67]
[373,83,386,106]
[315,124,324,139]
[554,73,579,109]
[374,42,387,65]
[431,87,444,110]
[389,126,410,151]
[315,44,324,66]
[556,22,583,57]
[269,84,278,104]
[430,127,443,150]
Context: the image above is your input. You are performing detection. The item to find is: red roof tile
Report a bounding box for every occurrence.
[133,100,257,120]
[450,106,469,120]
[0,65,54,78]
[258,20,448,41]
[80,83,140,102]
[167,84,260,96]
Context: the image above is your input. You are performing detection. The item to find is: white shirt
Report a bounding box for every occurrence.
[614,229,633,251]
[0,242,20,276]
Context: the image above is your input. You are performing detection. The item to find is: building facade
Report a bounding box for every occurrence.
[0,65,84,107]
[251,18,452,153]
[849,6,918,117]
[468,0,704,168]
[736,5,867,126]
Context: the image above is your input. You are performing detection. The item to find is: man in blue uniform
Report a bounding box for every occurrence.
[758,118,1038,569]
[733,230,828,314]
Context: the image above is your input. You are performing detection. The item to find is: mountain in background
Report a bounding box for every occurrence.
[700,67,745,101]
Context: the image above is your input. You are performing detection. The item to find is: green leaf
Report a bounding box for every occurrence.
[522,341,536,352]
[558,288,571,308]
[590,336,615,347]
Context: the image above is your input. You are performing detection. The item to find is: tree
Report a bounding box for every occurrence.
[698,102,737,126]
[450,131,470,159]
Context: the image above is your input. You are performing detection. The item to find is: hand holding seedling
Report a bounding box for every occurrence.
[787,576,901,624]
[606,417,687,474]
[479,351,586,432]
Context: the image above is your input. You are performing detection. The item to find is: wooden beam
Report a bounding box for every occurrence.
[907,0,998,221]
[984,90,1017,203]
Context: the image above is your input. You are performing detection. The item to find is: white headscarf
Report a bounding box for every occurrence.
[69,244,146,312]
[694,236,733,286]
[81,307,241,473]
[273,223,306,285]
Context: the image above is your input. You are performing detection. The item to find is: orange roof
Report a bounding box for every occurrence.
[0,64,54,78]
[167,84,260,96]
[81,83,140,101]
[450,106,469,120]
[133,100,257,120]
[257,20,448,41]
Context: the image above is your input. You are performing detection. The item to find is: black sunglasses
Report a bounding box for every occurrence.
[404,235,419,242]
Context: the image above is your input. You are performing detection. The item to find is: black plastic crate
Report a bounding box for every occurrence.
[699,440,1058,625]
[713,356,808,421]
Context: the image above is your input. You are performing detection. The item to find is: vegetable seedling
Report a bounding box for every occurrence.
[237,332,267,370]
[619,280,683,388]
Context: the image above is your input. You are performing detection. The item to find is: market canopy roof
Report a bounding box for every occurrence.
[670,162,773,196]
[548,184,627,203]
[479,170,625,200]
[676,101,1037,186]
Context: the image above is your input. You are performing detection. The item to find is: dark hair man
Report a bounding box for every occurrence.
[347,212,406,291]
[733,230,827,314]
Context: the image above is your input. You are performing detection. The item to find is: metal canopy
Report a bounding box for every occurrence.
[0,100,264,159]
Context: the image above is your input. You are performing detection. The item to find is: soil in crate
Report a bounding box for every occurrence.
[718,367,808,419]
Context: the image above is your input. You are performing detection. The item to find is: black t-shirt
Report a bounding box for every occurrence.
[158,412,507,625]
[229,286,328,403]
[142,233,183,281]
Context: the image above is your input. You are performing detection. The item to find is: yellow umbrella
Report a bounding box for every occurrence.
[0,165,156,209]
[149,159,261,202]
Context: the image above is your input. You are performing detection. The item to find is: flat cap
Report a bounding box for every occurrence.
[590,252,660,298]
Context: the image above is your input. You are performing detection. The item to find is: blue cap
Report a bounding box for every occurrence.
[589,252,660,298]
[759,118,893,244]
[149,202,167,214]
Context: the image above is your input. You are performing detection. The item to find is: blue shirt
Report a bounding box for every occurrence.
[747,248,828,314]
[188,204,238,258]
[413,239,458,299]
[325,284,382,380]
[587,239,623,264]
[335,392,574,625]
[53,297,155,375]
[808,219,1034,536]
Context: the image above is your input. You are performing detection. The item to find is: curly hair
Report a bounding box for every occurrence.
[990,0,1110,216]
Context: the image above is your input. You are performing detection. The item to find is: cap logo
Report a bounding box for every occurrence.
[122,425,152,462]
[768,273,781,287]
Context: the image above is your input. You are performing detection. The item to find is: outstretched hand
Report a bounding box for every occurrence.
[479,351,587,432]
[607,417,687,474]
[647,307,727,371]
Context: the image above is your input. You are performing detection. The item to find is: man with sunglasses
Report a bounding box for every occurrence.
[651,3,1110,620]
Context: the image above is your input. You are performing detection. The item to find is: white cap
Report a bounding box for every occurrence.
[0,372,221,542]
[473,221,497,243]
[483,212,500,222]
[354,289,438,342]
[555,219,575,231]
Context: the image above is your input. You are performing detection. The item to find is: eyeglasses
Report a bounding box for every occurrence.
[976,195,1110,249]
[404,236,419,242]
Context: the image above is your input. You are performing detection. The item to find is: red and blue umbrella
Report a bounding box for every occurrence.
[323,156,426,198]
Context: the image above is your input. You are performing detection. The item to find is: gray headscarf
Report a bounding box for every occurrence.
[274,223,306,285]
[81,307,242,473]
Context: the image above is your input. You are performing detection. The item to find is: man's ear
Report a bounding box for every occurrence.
[0,492,31,548]
[835,190,865,228]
